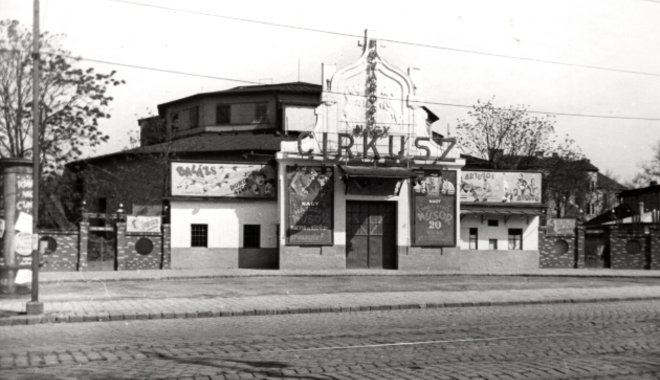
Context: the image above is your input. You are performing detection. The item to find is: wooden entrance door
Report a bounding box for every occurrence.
[346,201,396,269]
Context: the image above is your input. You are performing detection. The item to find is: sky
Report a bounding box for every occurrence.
[2,0,659,183]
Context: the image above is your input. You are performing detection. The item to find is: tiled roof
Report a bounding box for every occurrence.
[583,204,633,227]
[461,154,599,172]
[597,172,627,191]
[157,82,321,111]
[69,133,293,166]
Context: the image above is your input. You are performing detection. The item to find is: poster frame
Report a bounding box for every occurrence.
[285,165,335,246]
[170,159,277,199]
[411,169,457,248]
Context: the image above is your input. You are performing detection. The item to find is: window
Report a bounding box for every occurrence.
[190,224,208,247]
[171,112,179,133]
[97,197,107,213]
[243,224,261,248]
[508,228,523,250]
[255,103,267,121]
[216,104,230,124]
[468,228,478,249]
[489,239,498,250]
[487,219,499,227]
[188,106,199,128]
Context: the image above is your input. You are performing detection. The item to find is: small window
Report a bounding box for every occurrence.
[489,239,498,250]
[243,224,261,248]
[171,112,179,133]
[255,103,267,121]
[216,104,230,124]
[97,197,107,213]
[487,219,499,227]
[191,224,208,247]
[189,106,199,128]
[468,228,478,249]
[508,228,523,250]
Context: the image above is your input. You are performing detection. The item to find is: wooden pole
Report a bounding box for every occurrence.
[27,0,43,315]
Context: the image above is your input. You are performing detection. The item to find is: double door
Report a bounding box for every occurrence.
[346,201,396,269]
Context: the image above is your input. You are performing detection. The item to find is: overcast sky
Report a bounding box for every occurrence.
[2,0,659,182]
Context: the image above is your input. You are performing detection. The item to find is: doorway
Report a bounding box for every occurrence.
[346,201,397,269]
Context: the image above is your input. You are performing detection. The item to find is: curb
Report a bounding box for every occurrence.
[38,272,660,284]
[2,296,660,326]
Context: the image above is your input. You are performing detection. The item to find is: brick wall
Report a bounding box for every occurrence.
[609,226,649,269]
[124,233,163,270]
[538,226,576,268]
[39,229,79,271]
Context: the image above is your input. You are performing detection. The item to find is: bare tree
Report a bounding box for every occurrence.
[630,141,660,188]
[0,19,124,174]
[456,98,589,218]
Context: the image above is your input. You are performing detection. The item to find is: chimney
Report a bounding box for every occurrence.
[535,151,544,157]
[552,152,559,158]
[651,181,658,187]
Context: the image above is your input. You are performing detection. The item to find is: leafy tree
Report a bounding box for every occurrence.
[631,141,660,188]
[0,19,124,174]
[456,98,590,218]
[0,19,124,228]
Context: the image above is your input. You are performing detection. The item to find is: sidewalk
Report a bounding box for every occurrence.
[1,270,659,326]
[36,268,660,283]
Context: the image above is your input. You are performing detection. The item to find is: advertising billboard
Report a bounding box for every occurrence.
[461,171,542,204]
[171,162,276,199]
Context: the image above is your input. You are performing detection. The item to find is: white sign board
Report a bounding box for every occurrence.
[14,232,34,257]
[127,216,162,233]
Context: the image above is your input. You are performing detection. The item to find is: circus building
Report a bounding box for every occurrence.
[43,33,550,273]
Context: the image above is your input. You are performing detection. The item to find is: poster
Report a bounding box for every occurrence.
[171,162,276,198]
[286,166,334,245]
[127,216,162,233]
[412,170,456,247]
[461,171,542,203]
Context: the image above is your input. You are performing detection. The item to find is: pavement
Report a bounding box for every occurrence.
[1,268,659,326]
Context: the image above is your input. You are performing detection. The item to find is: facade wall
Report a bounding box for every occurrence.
[170,200,278,269]
[39,230,80,272]
[459,215,539,251]
[278,165,463,270]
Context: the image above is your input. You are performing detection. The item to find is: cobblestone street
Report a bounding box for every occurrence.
[1,300,659,379]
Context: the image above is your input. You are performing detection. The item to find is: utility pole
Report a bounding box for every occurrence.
[27,0,43,315]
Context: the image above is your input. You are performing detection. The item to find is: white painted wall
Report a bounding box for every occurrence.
[171,201,278,248]
[459,214,539,251]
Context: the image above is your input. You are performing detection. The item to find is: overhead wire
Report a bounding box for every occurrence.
[2,48,659,122]
[97,0,660,79]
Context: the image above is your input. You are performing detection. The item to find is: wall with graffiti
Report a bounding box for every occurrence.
[461,171,542,204]
[171,162,277,198]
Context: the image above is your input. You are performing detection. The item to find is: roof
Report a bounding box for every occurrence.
[461,154,599,172]
[461,203,546,216]
[157,82,322,112]
[597,172,627,191]
[583,203,634,227]
[68,133,293,167]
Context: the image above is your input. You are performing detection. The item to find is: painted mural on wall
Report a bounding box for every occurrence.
[412,170,457,247]
[461,171,542,203]
[286,166,334,246]
[171,162,276,198]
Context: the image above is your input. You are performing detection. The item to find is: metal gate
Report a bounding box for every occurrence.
[346,201,397,269]
[584,231,609,268]
[85,212,118,271]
